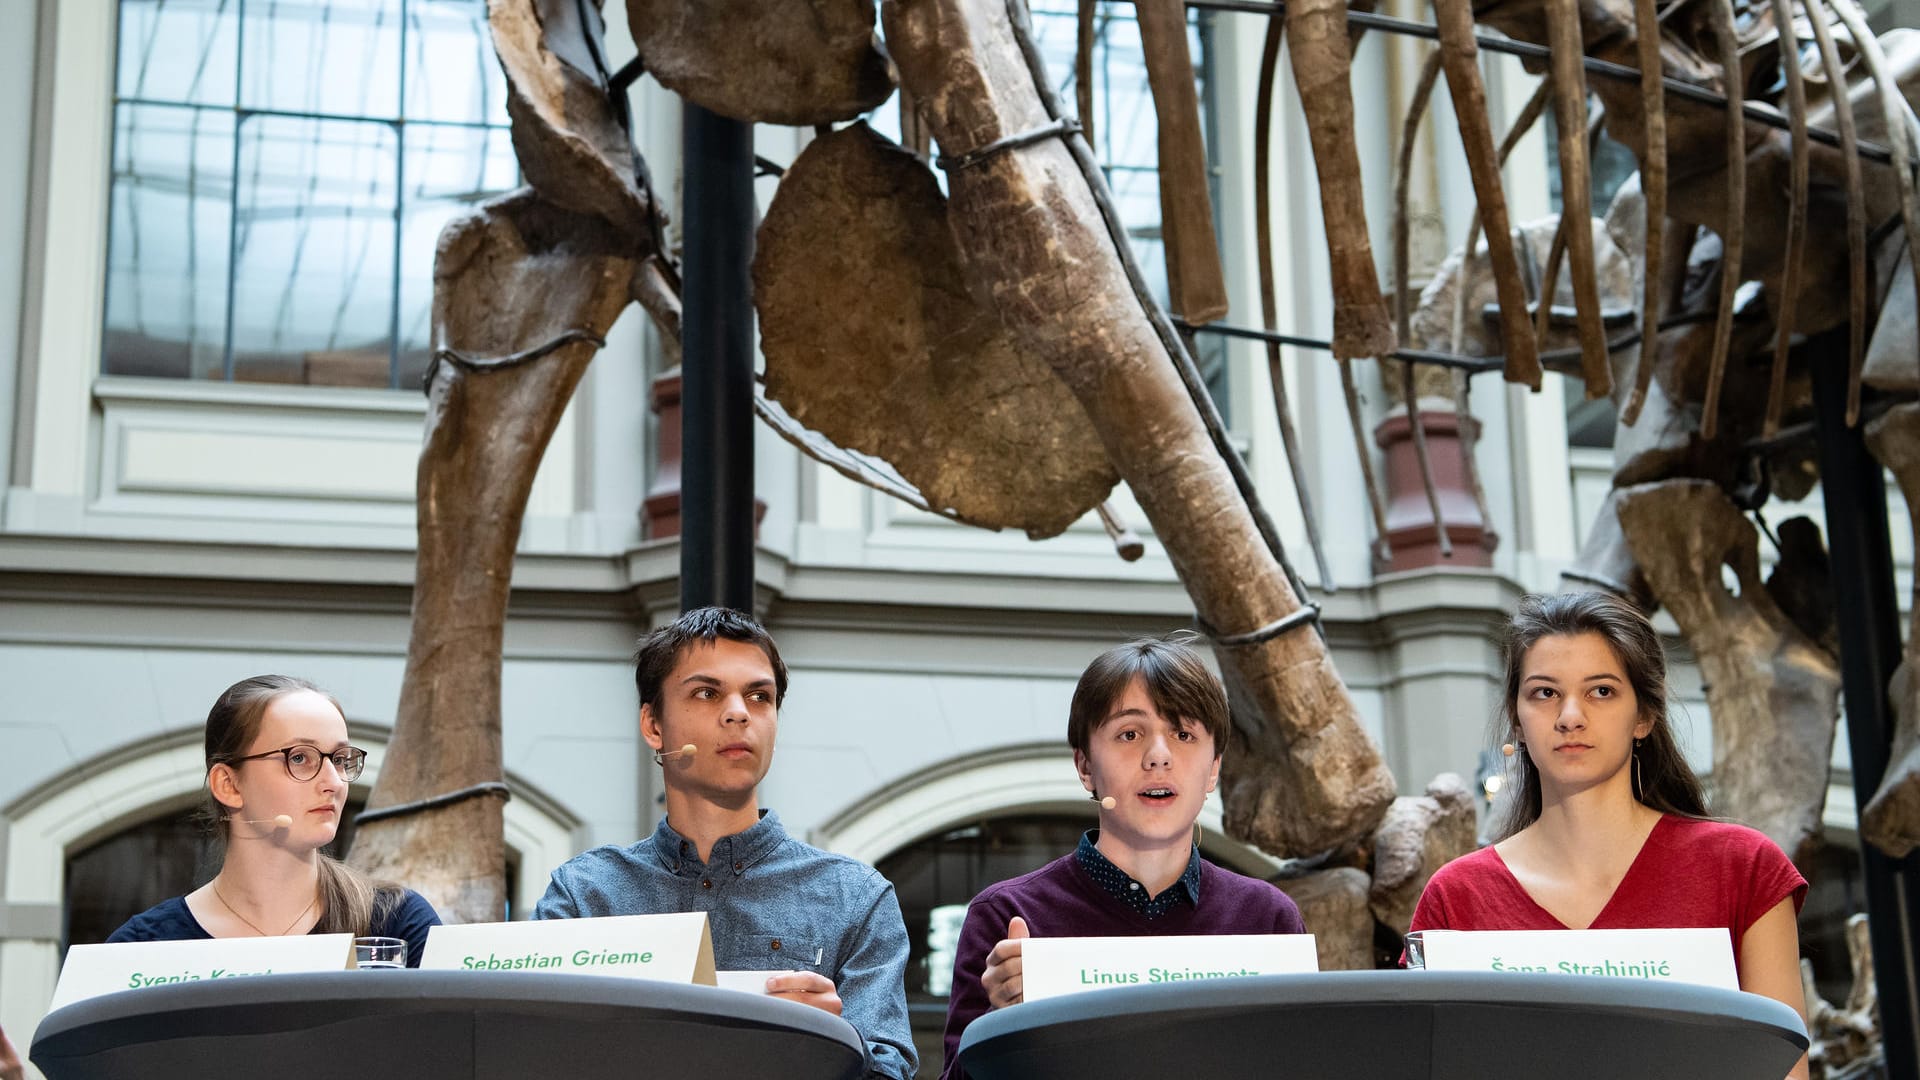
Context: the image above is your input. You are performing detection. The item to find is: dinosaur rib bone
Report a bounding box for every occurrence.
[1802,0,1869,425]
[1544,0,1612,399]
[1287,0,1396,359]
[1432,0,1541,388]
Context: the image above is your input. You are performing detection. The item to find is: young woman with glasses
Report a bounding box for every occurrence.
[108,675,441,965]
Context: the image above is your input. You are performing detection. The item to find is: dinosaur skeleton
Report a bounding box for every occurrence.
[359,4,1920,1023]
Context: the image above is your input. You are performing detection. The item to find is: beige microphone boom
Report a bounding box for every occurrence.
[652,743,699,764]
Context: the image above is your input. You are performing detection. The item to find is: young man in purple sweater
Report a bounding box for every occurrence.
[938,636,1306,1080]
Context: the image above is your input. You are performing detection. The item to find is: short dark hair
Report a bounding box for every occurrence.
[634,607,789,712]
[1066,634,1229,754]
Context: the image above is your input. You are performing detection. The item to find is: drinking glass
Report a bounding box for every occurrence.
[354,936,408,969]
[1402,931,1428,970]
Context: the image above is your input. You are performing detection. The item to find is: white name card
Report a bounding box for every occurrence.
[50,934,355,1012]
[421,913,716,985]
[1415,928,1739,991]
[1020,934,1318,1002]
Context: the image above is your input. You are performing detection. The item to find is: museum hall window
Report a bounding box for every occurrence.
[103,0,519,390]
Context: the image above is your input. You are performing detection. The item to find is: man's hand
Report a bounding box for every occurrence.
[982,915,1030,1010]
[766,970,843,1016]
[0,1021,23,1080]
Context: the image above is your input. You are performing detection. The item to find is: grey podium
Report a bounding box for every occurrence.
[956,971,1809,1080]
[30,970,867,1080]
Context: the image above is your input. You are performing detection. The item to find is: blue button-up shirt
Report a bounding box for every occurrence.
[533,810,916,1080]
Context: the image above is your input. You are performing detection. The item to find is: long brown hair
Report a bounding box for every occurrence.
[203,675,393,935]
[1490,593,1709,840]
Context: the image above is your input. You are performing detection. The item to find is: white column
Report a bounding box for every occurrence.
[9,0,114,532]
[0,0,40,498]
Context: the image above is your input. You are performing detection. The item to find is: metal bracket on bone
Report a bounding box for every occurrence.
[354,781,512,826]
[936,117,1083,172]
[1204,604,1324,647]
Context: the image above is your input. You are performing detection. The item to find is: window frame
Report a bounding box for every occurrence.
[100,0,517,391]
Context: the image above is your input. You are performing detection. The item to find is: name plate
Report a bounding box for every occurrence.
[1415,928,1738,991]
[421,913,716,985]
[51,934,355,1012]
[1021,934,1318,1002]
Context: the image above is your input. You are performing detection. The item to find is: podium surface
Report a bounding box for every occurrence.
[957,970,1808,1080]
[30,970,867,1080]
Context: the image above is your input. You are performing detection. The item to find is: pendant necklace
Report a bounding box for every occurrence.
[212,879,319,937]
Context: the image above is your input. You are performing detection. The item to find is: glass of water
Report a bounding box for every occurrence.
[1402,931,1428,970]
[354,936,408,969]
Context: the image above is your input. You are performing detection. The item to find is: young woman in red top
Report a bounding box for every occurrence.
[1410,592,1809,1080]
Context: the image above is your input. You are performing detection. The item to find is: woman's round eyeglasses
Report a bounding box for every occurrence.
[231,745,368,782]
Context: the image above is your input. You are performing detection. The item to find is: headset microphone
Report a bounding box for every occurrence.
[653,743,699,765]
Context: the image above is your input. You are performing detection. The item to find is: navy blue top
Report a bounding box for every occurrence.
[1073,830,1204,919]
[107,889,442,967]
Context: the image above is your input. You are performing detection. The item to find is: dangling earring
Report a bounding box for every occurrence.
[1632,738,1644,802]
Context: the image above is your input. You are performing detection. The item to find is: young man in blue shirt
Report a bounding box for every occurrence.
[534,607,916,1080]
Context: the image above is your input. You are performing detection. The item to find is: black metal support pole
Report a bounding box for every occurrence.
[679,104,758,614]
[1811,331,1920,1080]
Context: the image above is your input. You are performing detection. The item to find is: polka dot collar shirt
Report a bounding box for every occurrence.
[1071,829,1203,919]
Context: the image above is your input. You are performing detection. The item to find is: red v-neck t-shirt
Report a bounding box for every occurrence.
[1409,815,1806,975]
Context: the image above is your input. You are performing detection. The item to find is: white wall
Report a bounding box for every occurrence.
[0,601,640,849]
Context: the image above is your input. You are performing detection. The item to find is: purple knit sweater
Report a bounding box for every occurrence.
[938,853,1306,1080]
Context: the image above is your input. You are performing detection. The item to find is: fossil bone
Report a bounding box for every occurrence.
[753,124,1119,539]
[1138,0,1231,323]
[1431,0,1540,388]
[626,0,895,125]
[884,0,1397,856]
[1862,403,1920,858]
[1617,479,1839,865]
[1286,0,1396,359]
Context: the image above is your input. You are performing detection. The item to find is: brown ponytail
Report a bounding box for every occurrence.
[314,855,400,936]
